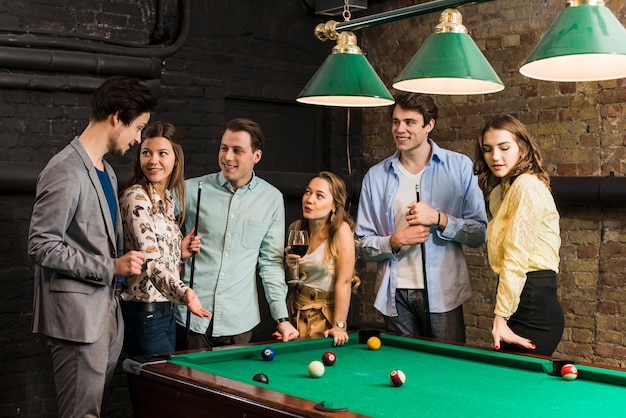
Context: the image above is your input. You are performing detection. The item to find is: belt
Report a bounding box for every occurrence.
[127,301,173,312]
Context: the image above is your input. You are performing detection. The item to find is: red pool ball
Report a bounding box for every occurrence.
[322,351,336,366]
[561,363,578,381]
[389,369,406,387]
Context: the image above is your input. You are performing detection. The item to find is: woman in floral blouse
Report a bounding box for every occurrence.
[119,121,210,357]
[474,114,564,356]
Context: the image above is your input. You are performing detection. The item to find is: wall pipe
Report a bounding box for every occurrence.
[0,47,162,78]
[0,0,191,59]
[2,162,625,208]
[0,0,191,92]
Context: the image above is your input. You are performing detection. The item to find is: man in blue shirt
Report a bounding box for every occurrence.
[176,118,298,348]
[355,92,487,343]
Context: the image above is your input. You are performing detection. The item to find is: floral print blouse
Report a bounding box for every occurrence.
[119,184,188,304]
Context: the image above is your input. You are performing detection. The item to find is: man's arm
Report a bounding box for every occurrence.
[257,193,298,341]
[355,173,397,262]
[28,162,117,284]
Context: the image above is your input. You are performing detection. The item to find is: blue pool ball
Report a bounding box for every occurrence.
[261,346,276,361]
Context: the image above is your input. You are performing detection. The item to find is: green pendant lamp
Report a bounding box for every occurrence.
[393,8,504,95]
[520,0,626,82]
[297,30,394,107]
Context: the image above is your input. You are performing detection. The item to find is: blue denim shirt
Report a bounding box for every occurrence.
[175,172,288,336]
[355,140,487,316]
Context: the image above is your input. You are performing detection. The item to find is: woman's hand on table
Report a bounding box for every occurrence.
[325,326,349,346]
[492,315,535,351]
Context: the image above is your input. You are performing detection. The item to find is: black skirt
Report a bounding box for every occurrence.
[499,270,564,356]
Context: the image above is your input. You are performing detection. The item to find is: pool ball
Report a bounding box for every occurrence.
[322,351,336,366]
[389,369,406,387]
[308,360,325,378]
[261,346,275,361]
[561,363,578,381]
[367,336,382,350]
[252,373,269,384]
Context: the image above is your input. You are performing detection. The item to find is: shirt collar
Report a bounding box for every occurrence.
[217,170,259,193]
[386,138,441,173]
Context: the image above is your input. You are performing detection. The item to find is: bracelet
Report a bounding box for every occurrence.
[437,210,441,227]
[276,317,290,325]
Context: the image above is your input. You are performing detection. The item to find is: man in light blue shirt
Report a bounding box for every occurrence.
[176,118,298,348]
[355,92,487,343]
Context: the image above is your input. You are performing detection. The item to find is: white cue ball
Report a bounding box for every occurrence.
[308,360,325,378]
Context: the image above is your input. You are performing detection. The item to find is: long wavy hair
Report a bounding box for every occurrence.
[473,114,550,200]
[127,121,186,227]
[299,171,354,268]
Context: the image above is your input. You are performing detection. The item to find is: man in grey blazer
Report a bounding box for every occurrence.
[28,76,157,418]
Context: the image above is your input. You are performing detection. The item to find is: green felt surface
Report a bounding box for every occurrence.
[170,334,626,417]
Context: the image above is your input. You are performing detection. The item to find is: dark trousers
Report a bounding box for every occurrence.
[120,301,176,357]
[500,270,564,356]
[176,321,254,350]
[383,289,466,343]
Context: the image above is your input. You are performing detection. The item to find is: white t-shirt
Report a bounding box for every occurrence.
[393,162,425,289]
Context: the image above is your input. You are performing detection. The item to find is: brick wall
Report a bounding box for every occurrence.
[358,0,626,367]
[0,1,334,416]
[2,0,626,416]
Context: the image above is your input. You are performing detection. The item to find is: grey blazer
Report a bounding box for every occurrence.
[28,137,124,343]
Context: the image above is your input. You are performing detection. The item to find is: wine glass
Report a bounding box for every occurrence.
[287,229,309,282]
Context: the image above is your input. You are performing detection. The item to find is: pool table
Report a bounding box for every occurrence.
[124,331,626,417]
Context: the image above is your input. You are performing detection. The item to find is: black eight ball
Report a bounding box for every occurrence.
[253,373,269,384]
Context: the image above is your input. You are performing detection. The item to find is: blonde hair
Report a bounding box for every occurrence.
[299,171,354,269]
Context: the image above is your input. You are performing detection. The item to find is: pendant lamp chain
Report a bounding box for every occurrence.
[343,0,351,22]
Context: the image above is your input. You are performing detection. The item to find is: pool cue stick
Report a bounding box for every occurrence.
[185,181,202,348]
[415,184,433,338]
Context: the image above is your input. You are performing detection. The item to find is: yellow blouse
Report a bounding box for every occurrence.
[487,173,560,318]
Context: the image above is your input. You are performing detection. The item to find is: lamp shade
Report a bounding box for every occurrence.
[297,32,394,107]
[520,1,626,82]
[393,31,504,95]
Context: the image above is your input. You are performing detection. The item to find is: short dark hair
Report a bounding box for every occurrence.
[392,92,438,126]
[224,118,265,151]
[90,76,158,125]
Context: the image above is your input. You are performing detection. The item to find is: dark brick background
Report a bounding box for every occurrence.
[1,1,626,417]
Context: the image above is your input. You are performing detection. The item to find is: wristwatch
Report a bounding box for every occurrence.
[333,320,346,329]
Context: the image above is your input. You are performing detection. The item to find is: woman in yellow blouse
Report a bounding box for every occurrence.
[474,114,564,356]
[120,121,210,357]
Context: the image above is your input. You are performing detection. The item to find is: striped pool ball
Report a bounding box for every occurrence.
[389,369,406,387]
[561,364,578,381]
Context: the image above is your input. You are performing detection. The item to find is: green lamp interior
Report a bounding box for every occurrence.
[393,31,504,95]
[297,53,394,107]
[520,4,626,81]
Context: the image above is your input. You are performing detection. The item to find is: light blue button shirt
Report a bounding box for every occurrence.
[355,140,488,316]
[175,172,288,336]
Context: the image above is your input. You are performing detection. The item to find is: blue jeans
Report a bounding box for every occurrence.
[383,289,466,343]
[121,302,176,357]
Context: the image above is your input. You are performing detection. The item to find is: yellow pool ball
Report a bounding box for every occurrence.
[367,336,382,350]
